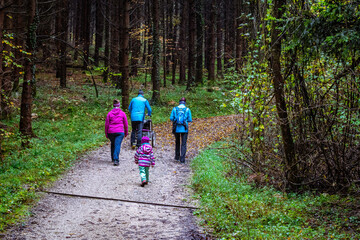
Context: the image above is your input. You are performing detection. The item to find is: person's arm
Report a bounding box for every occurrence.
[170,107,176,122]
[150,149,155,166]
[105,113,110,138]
[123,112,129,137]
[145,100,152,116]
[128,100,132,112]
[134,151,139,164]
[187,109,192,122]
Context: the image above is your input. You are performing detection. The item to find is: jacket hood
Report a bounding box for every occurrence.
[142,143,152,154]
[110,108,123,116]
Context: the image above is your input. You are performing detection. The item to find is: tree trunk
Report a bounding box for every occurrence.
[120,0,130,108]
[0,0,4,94]
[195,0,203,85]
[223,0,234,69]
[110,0,120,87]
[82,0,90,69]
[1,8,13,119]
[170,0,178,85]
[130,2,141,77]
[216,0,223,78]
[58,0,69,88]
[178,1,188,85]
[186,0,196,90]
[94,0,104,66]
[208,0,216,83]
[73,0,81,61]
[151,0,160,103]
[162,0,166,87]
[103,0,110,82]
[12,0,24,92]
[20,0,37,138]
[235,0,245,71]
[270,0,298,186]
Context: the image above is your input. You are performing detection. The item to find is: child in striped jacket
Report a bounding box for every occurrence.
[134,136,155,187]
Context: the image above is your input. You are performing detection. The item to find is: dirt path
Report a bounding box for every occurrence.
[4,115,238,240]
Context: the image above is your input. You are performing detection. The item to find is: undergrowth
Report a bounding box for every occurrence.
[191,141,360,239]
[0,71,232,231]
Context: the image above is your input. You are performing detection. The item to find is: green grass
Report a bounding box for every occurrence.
[191,142,360,239]
[0,73,233,231]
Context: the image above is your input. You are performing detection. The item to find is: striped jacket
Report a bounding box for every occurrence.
[134,143,155,167]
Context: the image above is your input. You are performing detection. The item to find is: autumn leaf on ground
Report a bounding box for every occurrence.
[154,115,240,160]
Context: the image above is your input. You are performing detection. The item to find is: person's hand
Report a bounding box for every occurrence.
[151,165,154,168]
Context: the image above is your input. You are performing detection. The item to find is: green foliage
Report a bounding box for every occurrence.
[0,85,108,231]
[146,84,233,123]
[225,0,360,191]
[191,142,360,239]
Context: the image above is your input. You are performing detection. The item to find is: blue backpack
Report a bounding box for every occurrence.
[175,107,188,127]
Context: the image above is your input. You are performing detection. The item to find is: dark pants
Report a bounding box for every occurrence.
[131,121,144,147]
[108,132,125,163]
[175,132,188,163]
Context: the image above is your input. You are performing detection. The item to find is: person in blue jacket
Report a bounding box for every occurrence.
[170,97,192,163]
[128,89,152,148]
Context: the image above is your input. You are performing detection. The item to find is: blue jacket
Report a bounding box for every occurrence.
[170,104,192,133]
[128,95,152,121]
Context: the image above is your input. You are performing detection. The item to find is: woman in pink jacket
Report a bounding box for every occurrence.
[105,99,129,166]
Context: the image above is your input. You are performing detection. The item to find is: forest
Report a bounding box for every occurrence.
[0,0,359,238]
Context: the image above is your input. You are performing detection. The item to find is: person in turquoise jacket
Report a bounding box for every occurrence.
[170,97,192,163]
[128,90,152,148]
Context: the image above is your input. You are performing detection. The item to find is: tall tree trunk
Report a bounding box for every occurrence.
[170,0,178,85]
[208,0,216,83]
[57,0,69,88]
[12,0,24,92]
[270,0,298,187]
[216,0,223,78]
[110,0,120,87]
[20,0,37,138]
[186,0,196,90]
[1,9,13,119]
[151,0,160,103]
[195,0,203,85]
[162,0,166,87]
[0,0,4,93]
[94,0,104,66]
[73,0,81,61]
[103,0,110,82]
[130,2,141,77]
[223,0,234,70]
[82,0,90,69]
[178,1,188,85]
[120,0,130,108]
[235,0,245,71]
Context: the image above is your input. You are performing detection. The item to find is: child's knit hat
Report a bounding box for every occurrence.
[141,136,150,143]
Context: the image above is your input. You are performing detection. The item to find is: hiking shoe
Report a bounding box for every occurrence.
[141,181,146,187]
[114,162,119,166]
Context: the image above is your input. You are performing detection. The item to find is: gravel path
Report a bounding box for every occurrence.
[4,116,238,240]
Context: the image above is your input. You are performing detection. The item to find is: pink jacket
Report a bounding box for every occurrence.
[105,108,129,138]
[134,143,155,167]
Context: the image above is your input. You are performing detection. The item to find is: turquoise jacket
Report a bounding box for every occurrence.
[170,104,192,133]
[128,95,152,121]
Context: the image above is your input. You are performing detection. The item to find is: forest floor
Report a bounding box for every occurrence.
[3,115,238,240]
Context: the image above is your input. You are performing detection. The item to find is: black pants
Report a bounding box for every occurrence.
[131,121,144,147]
[175,133,188,163]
